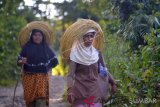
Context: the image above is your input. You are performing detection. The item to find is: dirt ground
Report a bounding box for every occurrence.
[0,76,70,107]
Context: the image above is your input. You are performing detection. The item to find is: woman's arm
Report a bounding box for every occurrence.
[99,52,117,93]
[67,60,77,88]
[17,45,27,66]
[108,72,116,86]
[17,57,27,66]
[47,46,58,68]
[67,60,77,104]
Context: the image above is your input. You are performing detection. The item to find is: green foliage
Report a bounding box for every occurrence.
[0,0,27,86]
[102,0,160,106]
[54,0,100,22]
[103,21,160,106]
[111,0,160,49]
[0,0,40,86]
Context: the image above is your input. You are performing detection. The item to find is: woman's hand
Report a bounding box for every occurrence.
[111,84,117,94]
[18,57,27,65]
[67,87,75,104]
[67,93,74,104]
[108,73,117,94]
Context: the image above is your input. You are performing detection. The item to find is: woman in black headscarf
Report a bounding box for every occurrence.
[17,29,58,107]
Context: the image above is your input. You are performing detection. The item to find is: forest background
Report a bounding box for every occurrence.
[0,0,159,106]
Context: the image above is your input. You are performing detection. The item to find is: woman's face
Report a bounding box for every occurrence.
[83,32,95,47]
[32,32,43,44]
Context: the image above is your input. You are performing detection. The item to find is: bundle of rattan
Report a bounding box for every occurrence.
[60,19,105,63]
[19,21,54,48]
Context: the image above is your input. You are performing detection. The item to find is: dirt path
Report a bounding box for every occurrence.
[0,76,70,107]
[49,76,69,107]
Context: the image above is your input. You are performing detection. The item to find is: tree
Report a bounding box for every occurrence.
[112,0,160,49]
[0,0,40,86]
[53,0,106,31]
[102,0,160,106]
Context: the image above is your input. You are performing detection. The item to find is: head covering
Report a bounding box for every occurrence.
[18,23,58,73]
[60,19,105,63]
[29,29,45,43]
[19,21,54,48]
[70,29,99,65]
[85,29,96,34]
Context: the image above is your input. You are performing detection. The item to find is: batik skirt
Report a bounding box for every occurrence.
[21,72,49,106]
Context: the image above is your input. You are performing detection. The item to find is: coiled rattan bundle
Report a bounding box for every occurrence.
[60,19,105,63]
[19,21,54,48]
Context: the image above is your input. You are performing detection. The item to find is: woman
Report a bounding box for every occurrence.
[61,19,117,107]
[17,21,58,107]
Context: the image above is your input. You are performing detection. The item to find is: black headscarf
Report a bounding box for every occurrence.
[29,29,45,44]
[18,29,58,73]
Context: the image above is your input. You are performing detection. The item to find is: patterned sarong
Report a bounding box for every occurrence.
[21,72,49,106]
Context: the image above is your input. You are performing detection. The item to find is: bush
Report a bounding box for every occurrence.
[102,28,160,106]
